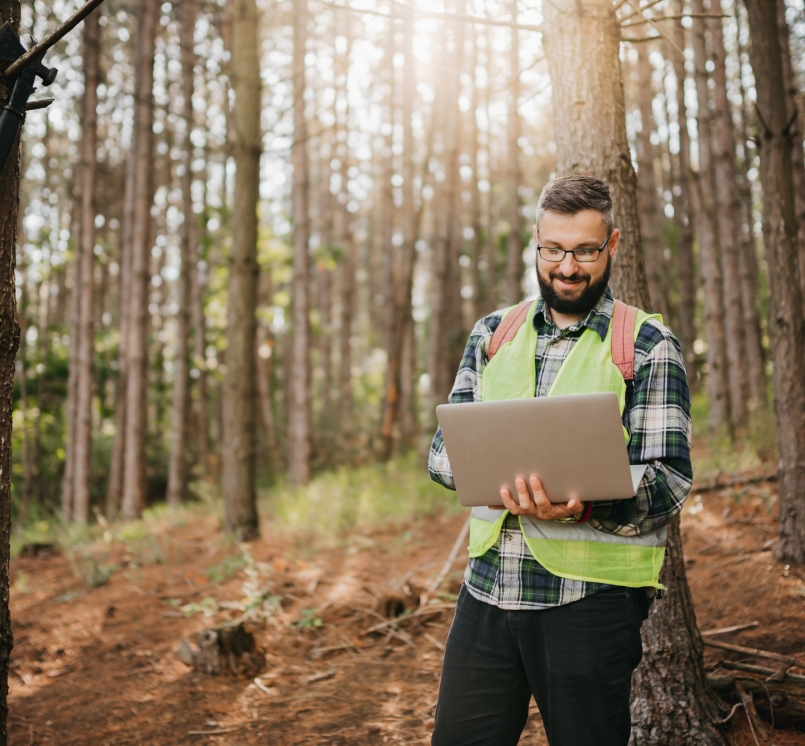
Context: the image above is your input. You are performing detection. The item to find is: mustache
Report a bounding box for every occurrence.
[548,269,591,284]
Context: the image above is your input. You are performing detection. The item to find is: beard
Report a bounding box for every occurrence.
[537,253,612,316]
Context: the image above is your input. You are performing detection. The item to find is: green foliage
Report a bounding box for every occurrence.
[293,608,323,628]
[206,552,247,583]
[69,550,118,588]
[264,453,459,542]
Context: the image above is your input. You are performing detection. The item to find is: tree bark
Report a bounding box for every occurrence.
[72,7,101,524]
[543,2,728,742]
[709,0,749,428]
[167,1,197,509]
[542,0,649,308]
[743,0,805,565]
[381,9,416,460]
[121,0,158,519]
[667,15,697,388]
[691,0,731,435]
[221,0,261,539]
[0,3,24,738]
[505,0,522,306]
[635,47,669,322]
[288,0,311,484]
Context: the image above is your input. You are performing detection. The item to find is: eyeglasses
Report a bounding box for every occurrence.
[535,231,612,263]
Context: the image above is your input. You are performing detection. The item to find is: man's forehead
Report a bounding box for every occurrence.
[537,210,608,241]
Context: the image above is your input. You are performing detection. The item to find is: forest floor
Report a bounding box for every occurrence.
[7,465,805,745]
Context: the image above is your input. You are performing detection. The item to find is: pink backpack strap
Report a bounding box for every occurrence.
[488,300,532,361]
[611,299,639,381]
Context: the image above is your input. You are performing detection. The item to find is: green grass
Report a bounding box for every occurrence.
[261,453,459,540]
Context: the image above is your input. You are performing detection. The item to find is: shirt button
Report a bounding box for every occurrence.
[539,387,546,395]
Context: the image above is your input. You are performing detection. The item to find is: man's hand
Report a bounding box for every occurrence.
[489,475,584,521]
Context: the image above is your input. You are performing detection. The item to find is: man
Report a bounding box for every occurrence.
[429,176,692,746]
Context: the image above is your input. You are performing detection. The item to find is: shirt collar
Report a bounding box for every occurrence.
[533,286,614,341]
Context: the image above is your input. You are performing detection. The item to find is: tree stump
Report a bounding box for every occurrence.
[177,622,263,676]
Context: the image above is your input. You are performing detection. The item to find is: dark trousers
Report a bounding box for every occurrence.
[432,585,644,746]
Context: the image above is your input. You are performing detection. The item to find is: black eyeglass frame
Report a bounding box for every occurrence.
[535,231,613,264]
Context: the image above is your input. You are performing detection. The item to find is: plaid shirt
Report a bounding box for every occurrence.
[428,288,692,610]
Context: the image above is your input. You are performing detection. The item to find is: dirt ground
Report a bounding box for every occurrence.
[7,475,805,745]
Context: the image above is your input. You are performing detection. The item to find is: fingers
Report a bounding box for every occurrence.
[499,486,529,515]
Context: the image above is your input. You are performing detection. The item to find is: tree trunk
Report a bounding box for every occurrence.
[288,0,311,484]
[542,0,649,308]
[709,0,749,428]
[73,7,101,524]
[106,142,137,520]
[469,32,483,321]
[743,0,805,565]
[691,0,731,435]
[635,47,669,322]
[16,263,31,524]
[381,9,416,460]
[167,1,197,509]
[734,7,767,410]
[666,16,697,388]
[543,2,727,743]
[122,0,158,519]
[505,0,522,306]
[0,3,24,738]
[221,0,261,539]
[775,0,805,298]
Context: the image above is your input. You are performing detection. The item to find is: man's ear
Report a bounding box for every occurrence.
[608,229,620,259]
[532,224,538,245]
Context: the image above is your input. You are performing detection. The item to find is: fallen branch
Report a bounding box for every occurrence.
[720,660,805,685]
[692,470,777,494]
[708,675,805,725]
[702,621,759,637]
[363,602,456,635]
[703,639,805,670]
[736,680,771,743]
[188,724,248,736]
[420,515,470,607]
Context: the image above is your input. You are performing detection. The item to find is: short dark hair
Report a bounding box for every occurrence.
[535,175,614,234]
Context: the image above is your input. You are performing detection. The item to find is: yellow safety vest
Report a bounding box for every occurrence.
[469,298,666,589]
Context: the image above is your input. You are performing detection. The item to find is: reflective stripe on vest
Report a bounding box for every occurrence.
[471,298,667,589]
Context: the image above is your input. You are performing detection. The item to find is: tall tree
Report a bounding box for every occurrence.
[691,1,731,435]
[743,0,805,565]
[710,0,749,428]
[221,0,261,538]
[666,15,697,386]
[635,46,669,321]
[167,1,197,508]
[505,0,522,305]
[542,2,726,743]
[72,6,101,524]
[121,0,159,519]
[288,0,311,484]
[381,10,416,459]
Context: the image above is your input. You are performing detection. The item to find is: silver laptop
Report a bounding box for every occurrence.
[435,392,648,508]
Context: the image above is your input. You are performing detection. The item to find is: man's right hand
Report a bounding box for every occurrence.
[488,475,585,521]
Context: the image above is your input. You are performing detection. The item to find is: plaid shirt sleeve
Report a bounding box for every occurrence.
[428,311,504,490]
[590,319,693,536]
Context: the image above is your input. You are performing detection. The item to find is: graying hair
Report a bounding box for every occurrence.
[535,175,615,234]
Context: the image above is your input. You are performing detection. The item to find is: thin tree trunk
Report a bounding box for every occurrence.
[469,33,483,322]
[288,0,311,484]
[380,18,395,351]
[73,7,101,524]
[505,0,522,305]
[734,7,767,409]
[221,0,261,539]
[0,3,24,738]
[106,148,135,520]
[17,263,32,524]
[743,0,805,565]
[691,0,731,435]
[381,9,417,459]
[635,47,670,321]
[709,0,749,428]
[542,2,727,743]
[667,13,697,388]
[122,0,158,519]
[167,1,197,509]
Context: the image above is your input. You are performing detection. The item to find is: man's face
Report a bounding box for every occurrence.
[533,209,619,316]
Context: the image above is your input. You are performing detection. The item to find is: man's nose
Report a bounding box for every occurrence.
[559,252,580,276]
